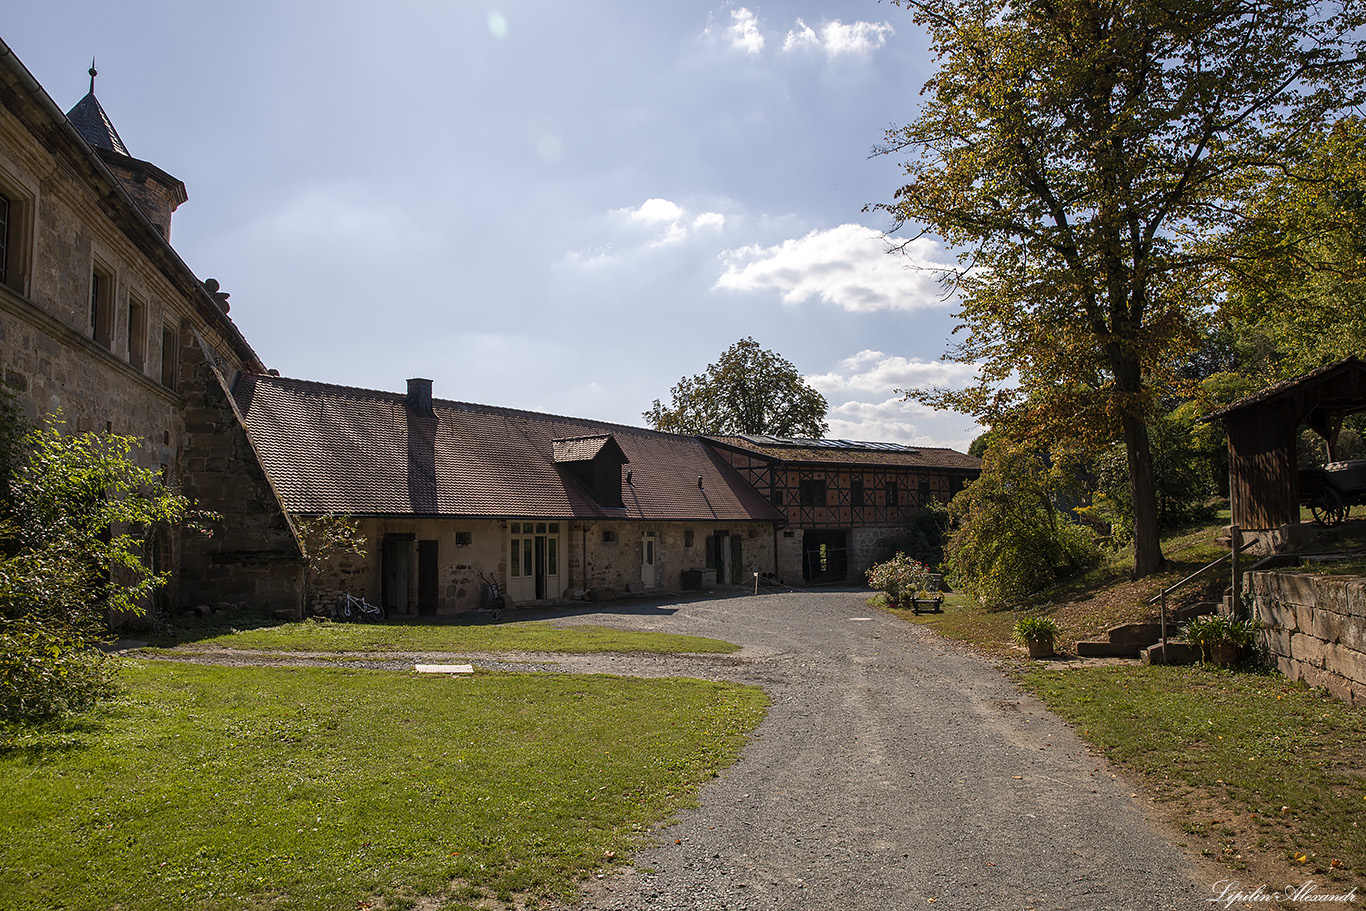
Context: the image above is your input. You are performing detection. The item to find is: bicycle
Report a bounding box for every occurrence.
[478,572,505,621]
[336,590,386,623]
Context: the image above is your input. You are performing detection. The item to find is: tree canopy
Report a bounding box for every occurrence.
[1224,116,1366,381]
[644,338,830,438]
[872,0,1366,576]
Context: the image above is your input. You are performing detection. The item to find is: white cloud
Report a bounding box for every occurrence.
[808,350,978,396]
[628,198,684,225]
[784,17,893,57]
[824,396,976,450]
[610,198,725,248]
[715,224,954,312]
[561,198,729,268]
[807,351,983,449]
[703,9,892,61]
[783,19,820,52]
[704,7,765,54]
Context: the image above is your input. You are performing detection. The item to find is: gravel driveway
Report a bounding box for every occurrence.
[148,589,1214,908]
[527,589,1209,911]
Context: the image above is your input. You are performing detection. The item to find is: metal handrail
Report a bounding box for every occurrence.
[1145,528,1241,663]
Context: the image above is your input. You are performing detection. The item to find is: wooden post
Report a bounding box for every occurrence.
[1231,523,1241,619]
[1159,590,1168,664]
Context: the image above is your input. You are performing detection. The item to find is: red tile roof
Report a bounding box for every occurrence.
[706,434,981,471]
[233,374,784,522]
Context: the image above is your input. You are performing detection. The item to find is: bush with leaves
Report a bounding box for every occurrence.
[866,552,934,605]
[945,444,1103,610]
[294,513,368,614]
[890,501,952,571]
[0,618,115,724]
[0,409,197,723]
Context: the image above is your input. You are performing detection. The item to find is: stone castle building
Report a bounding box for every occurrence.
[0,41,306,617]
[0,38,978,619]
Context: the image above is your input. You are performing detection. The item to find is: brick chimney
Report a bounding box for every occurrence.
[406,378,434,416]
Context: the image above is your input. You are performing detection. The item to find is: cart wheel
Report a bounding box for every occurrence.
[492,607,503,621]
[1311,488,1347,526]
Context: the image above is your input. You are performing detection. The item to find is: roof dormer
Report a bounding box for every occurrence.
[553,434,629,508]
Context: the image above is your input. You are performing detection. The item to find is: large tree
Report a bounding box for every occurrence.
[873,0,1365,576]
[1225,115,1366,381]
[644,337,829,437]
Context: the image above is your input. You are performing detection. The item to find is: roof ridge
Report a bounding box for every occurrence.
[247,372,685,438]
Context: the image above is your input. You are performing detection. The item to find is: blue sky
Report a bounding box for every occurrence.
[6,1,982,450]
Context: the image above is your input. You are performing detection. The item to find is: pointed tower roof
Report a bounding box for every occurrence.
[65,62,130,156]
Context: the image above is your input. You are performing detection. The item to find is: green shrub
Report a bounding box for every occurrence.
[1012,616,1060,645]
[0,618,115,724]
[1180,615,1259,662]
[893,501,952,570]
[0,407,196,723]
[945,444,1103,610]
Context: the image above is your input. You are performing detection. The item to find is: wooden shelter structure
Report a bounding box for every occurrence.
[1205,357,1366,530]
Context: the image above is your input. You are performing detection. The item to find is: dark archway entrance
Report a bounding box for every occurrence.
[802,529,848,583]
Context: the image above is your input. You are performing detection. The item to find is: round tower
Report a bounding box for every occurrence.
[65,62,187,240]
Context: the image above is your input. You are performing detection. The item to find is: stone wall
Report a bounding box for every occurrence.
[323,517,780,615]
[176,334,306,618]
[775,529,803,583]
[1246,570,1366,707]
[342,517,505,618]
[851,526,910,581]
[579,521,775,593]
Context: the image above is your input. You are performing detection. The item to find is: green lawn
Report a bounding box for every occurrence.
[1025,664,1366,881]
[0,661,767,911]
[144,619,741,655]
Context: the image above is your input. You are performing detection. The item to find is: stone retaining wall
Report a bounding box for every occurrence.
[1246,570,1366,707]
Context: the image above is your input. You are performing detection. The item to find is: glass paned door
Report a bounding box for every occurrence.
[641,531,657,589]
[508,522,561,602]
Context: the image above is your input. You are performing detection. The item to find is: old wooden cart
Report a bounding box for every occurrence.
[1299,459,1366,526]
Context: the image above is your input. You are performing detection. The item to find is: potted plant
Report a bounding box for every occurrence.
[1180,616,1258,666]
[1012,616,1060,658]
[866,553,933,609]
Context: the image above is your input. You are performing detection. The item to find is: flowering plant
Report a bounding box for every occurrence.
[866,553,933,605]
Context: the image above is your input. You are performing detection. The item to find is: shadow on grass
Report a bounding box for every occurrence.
[0,715,106,762]
[138,587,814,643]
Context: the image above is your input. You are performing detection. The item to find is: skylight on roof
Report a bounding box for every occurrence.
[736,434,919,454]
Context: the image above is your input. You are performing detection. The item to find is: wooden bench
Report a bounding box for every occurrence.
[910,596,943,615]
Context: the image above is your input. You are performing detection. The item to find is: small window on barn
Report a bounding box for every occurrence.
[798,479,826,507]
[919,479,932,505]
[850,477,865,507]
[602,530,617,543]
[684,529,694,547]
[885,481,898,507]
[455,531,472,547]
[771,487,784,507]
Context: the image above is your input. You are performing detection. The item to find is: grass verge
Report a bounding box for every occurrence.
[0,660,767,911]
[1024,663,1366,887]
[141,619,740,655]
[881,515,1366,892]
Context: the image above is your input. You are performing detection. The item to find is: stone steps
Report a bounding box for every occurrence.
[1075,602,1217,659]
[1141,641,1200,665]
